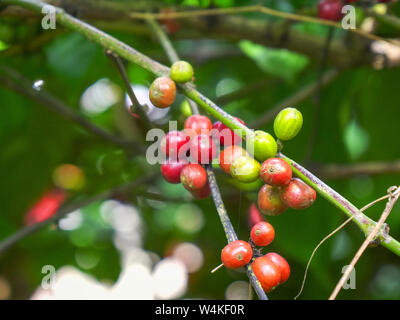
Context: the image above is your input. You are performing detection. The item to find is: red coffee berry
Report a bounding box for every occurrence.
[221,240,253,269]
[161,159,187,184]
[257,184,288,216]
[212,117,246,146]
[248,203,264,229]
[250,221,275,247]
[160,130,190,160]
[280,178,316,210]
[191,183,211,199]
[260,158,292,186]
[180,163,207,192]
[189,134,217,164]
[318,0,344,21]
[149,76,176,108]
[24,189,67,226]
[184,115,213,137]
[265,252,290,284]
[219,145,248,174]
[252,256,281,292]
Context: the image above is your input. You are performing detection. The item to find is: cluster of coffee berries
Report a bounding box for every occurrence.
[221,221,290,292]
[149,60,194,109]
[258,159,316,216]
[160,114,218,199]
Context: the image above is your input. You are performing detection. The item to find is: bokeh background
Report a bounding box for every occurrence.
[0,0,400,300]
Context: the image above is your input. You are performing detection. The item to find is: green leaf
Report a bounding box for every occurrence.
[238,40,309,81]
[343,119,369,160]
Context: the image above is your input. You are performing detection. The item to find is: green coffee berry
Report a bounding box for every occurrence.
[273,107,303,141]
[247,130,277,162]
[230,155,261,183]
[170,60,194,83]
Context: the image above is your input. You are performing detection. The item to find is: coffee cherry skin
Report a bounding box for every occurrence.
[257,184,288,216]
[260,158,292,186]
[252,256,282,292]
[160,130,190,160]
[170,60,194,83]
[318,0,344,21]
[191,183,210,199]
[251,221,275,247]
[230,155,261,183]
[189,134,217,164]
[221,240,253,269]
[273,107,303,141]
[219,145,248,174]
[280,178,316,210]
[265,253,290,284]
[248,203,265,228]
[161,159,188,184]
[180,163,207,192]
[212,117,246,146]
[149,76,176,108]
[247,130,277,162]
[184,115,213,137]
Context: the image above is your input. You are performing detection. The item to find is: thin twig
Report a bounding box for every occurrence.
[294,191,393,300]
[105,50,152,128]
[0,174,157,257]
[329,186,400,300]
[125,5,399,45]
[205,166,268,300]
[0,66,142,152]
[311,160,400,179]
[282,154,400,256]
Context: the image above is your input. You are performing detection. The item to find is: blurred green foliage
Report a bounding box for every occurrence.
[0,0,399,300]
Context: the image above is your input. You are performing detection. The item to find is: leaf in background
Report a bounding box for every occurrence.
[343,119,369,160]
[45,33,98,79]
[238,40,309,81]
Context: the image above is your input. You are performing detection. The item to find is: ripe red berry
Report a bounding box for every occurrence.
[260,158,292,187]
[149,76,176,108]
[219,145,248,174]
[191,183,211,199]
[318,0,344,21]
[248,203,264,229]
[180,163,207,192]
[189,134,217,164]
[280,178,316,210]
[24,189,67,225]
[212,117,246,146]
[265,252,290,284]
[221,240,253,269]
[251,256,281,292]
[160,131,190,160]
[257,184,288,216]
[250,221,275,247]
[161,159,187,184]
[184,115,213,137]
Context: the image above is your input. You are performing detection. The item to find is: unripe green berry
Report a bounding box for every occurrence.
[180,100,192,117]
[170,60,194,83]
[247,131,277,162]
[230,155,261,183]
[273,107,303,141]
